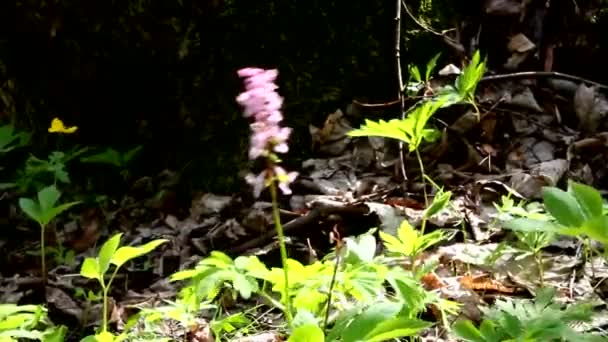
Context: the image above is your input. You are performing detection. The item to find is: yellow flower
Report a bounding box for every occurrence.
[48,118,78,134]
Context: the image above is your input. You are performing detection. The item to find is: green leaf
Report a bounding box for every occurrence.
[41,201,81,226]
[478,319,501,341]
[232,273,256,299]
[424,190,452,218]
[364,317,431,341]
[542,187,585,227]
[340,303,401,342]
[111,239,167,269]
[408,64,421,83]
[344,234,376,263]
[80,149,122,167]
[80,257,101,281]
[288,324,324,342]
[379,230,410,256]
[580,216,608,245]
[95,331,115,342]
[396,220,418,255]
[569,181,603,219]
[452,320,485,342]
[37,185,61,213]
[425,53,441,81]
[98,234,123,276]
[18,198,41,224]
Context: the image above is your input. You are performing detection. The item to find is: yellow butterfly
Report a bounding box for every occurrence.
[48,118,78,134]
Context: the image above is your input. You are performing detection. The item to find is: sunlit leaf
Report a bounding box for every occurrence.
[542,187,585,227]
[288,324,324,342]
[569,181,603,220]
[111,239,167,269]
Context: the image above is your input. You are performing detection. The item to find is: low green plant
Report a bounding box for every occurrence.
[0,304,66,342]
[15,147,88,193]
[348,95,448,199]
[79,233,168,341]
[80,146,143,179]
[172,225,460,341]
[440,50,487,117]
[504,181,608,257]
[453,287,602,341]
[495,195,555,286]
[405,52,441,96]
[19,184,81,284]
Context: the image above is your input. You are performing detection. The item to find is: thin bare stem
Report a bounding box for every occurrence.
[40,223,47,287]
[395,0,408,182]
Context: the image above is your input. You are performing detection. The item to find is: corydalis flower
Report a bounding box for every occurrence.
[237,67,297,197]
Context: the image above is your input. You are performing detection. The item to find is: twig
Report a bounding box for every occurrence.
[395,0,408,182]
[479,71,608,90]
[400,0,464,53]
[353,70,608,110]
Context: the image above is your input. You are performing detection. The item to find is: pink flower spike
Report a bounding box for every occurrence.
[237,68,265,77]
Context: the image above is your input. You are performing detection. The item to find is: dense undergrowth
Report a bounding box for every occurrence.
[1,50,607,341]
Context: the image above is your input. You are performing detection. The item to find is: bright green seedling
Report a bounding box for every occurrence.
[0,304,66,342]
[19,184,81,285]
[439,50,487,116]
[505,181,608,256]
[380,218,449,275]
[496,195,555,286]
[405,52,441,96]
[79,233,167,340]
[348,95,448,191]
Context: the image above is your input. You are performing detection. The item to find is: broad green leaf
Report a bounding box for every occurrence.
[232,273,256,299]
[201,251,234,268]
[37,185,61,213]
[452,320,485,342]
[80,257,101,281]
[503,218,562,233]
[340,303,401,342]
[18,198,41,224]
[43,326,67,342]
[98,234,123,276]
[95,331,115,342]
[479,320,501,341]
[169,269,198,281]
[424,191,452,218]
[111,239,167,269]
[0,304,41,318]
[41,201,81,226]
[288,324,324,342]
[365,317,431,341]
[570,181,603,219]
[542,187,585,227]
[581,216,608,245]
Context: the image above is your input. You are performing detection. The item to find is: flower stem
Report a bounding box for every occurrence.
[269,180,293,327]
